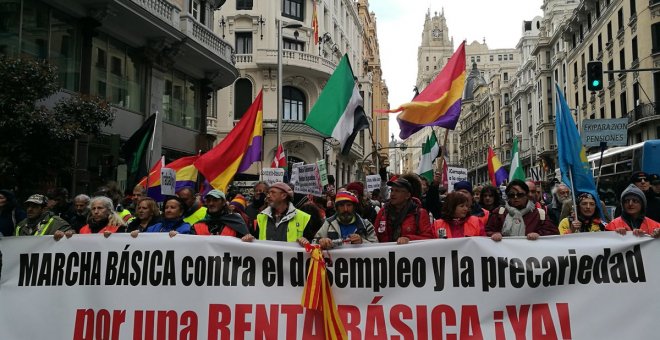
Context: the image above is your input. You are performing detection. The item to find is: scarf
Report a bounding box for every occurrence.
[502,201,534,237]
[575,213,604,232]
[202,211,249,236]
[385,200,414,241]
[89,217,110,233]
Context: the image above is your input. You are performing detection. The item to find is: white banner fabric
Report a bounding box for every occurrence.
[1,233,659,339]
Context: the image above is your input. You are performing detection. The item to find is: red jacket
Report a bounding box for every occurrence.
[192,222,238,237]
[79,224,123,234]
[485,206,559,237]
[433,216,484,238]
[374,199,434,242]
[606,216,660,234]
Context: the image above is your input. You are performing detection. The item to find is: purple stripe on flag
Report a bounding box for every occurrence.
[397,99,462,139]
[494,168,508,187]
[146,180,196,202]
[238,135,263,172]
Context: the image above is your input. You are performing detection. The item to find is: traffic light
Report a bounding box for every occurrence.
[586,61,603,91]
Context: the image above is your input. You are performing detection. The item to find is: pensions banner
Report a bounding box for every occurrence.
[0,233,658,339]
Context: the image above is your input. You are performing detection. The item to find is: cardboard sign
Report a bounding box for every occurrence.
[295,163,323,196]
[317,159,329,186]
[582,118,628,147]
[160,168,176,196]
[290,162,304,186]
[260,168,285,186]
[366,175,381,193]
[446,167,468,193]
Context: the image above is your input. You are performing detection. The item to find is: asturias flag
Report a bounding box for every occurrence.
[417,132,440,182]
[509,137,526,182]
[305,54,369,155]
[389,41,466,139]
[555,84,603,218]
[139,155,199,201]
[488,146,508,186]
[194,90,263,191]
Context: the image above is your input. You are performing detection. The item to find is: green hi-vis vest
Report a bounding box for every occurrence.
[184,206,208,225]
[257,210,311,242]
[16,217,54,236]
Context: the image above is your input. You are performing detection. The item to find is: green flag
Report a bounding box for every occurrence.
[305,54,369,155]
[509,137,526,182]
[417,132,440,182]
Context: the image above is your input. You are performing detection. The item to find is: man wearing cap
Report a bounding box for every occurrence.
[241,182,311,244]
[454,180,488,226]
[15,194,73,239]
[192,190,249,237]
[177,187,207,225]
[315,191,377,249]
[373,177,434,244]
[651,174,660,195]
[615,172,660,222]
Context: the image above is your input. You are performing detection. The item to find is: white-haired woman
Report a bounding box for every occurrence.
[79,196,127,236]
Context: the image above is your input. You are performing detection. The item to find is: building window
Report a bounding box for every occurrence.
[632,37,638,62]
[490,55,494,62]
[498,55,502,61]
[652,23,660,53]
[283,38,304,51]
[189,0,200,20]
[619,48,625,69]
[620,93,628,116]
[509,54,513,60]
[630,0,636,17]
[234,78,253,120]
[282,0,304,21]
[236,0,253,10]
[91,34,145,113]
[283,86,306,121]
[162,70,200,130]
[235,32,253,54]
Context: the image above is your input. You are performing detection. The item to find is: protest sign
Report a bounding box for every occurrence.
[366,175,381,193]
[446,167,468,193]
[260,168,285,186]
[160,168,176,196]
[294,163,323,196]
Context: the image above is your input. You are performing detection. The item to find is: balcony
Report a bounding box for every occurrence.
[628,103,659,128]
[180,15,233,63]
[255,49,337,77]
[235,54,253,63]
[207,117,218,135]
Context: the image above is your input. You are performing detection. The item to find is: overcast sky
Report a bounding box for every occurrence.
[368,0,544,140]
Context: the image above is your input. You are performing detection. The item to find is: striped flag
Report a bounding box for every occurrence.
[139,155,199,201]
[417,132,440,182]
[312,0,319,45]
[194,91,263,191]
[487,146,508,186]
[384,42,466,139]
[305,54,369,155]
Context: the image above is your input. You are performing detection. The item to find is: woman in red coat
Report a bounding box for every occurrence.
[433,192,485,238]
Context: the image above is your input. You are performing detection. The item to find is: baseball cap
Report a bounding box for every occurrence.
[387,178,412,192]
[205,189,226,200]
[25,194,48,206]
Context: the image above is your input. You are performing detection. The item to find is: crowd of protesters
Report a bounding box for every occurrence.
[2,170,660,245]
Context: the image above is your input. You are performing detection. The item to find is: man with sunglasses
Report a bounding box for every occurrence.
[615,172,660,223]
[486,179,559,241]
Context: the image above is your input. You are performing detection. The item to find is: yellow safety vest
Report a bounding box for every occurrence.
[257,209,311,242]
[184,206,208,225]
[16,217,54,236]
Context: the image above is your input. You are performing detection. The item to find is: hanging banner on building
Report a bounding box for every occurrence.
[260,168,285,186]
[294,163,323,196]
[446,166,468,192]
[1,234,659,339]
[366,174,382,193]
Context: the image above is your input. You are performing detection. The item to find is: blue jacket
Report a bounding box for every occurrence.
[145,218,191,234]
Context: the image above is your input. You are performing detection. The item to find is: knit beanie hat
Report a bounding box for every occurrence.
[335,191,359,205]
[230,194,247,212]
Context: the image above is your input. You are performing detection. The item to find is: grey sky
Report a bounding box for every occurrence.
[368,1,543,140]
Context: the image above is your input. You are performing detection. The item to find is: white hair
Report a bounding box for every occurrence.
[74,194,90,203]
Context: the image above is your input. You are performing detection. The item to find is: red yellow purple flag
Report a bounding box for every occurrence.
[194,90,263,191]
[386,41,466,139]
[139,155,199,201]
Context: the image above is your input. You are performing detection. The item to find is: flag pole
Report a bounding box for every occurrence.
[568,167,578,219]
[145,111,159,190]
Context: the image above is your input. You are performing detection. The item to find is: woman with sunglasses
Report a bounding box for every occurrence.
[486,179,559,241]
[606,184,660,237]
[558,193,605,234]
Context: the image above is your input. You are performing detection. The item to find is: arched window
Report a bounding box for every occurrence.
[234,78,253,119]
[283,86,306,121]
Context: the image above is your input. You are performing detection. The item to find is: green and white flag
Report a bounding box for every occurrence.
[305,54,369,155]
[509,137,526,182]
[417,132,440,182]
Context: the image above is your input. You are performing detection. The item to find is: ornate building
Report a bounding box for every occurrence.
[1,0,238,193]
[215,0,387,187]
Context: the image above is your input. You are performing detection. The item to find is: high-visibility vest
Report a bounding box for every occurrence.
[257,210,310,242]
[118,209,133,223]
[184,207,208,225]
[15,217,55,236]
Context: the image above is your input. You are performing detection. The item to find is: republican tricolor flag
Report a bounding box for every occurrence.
[139,155,199,201]
[487,146,508,187]
[386,41,466,139]
[194,90,263,191]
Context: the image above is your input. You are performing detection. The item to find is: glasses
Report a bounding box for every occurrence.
[507,192,527,199]
[634,178,648,183]
[623,198,641,204]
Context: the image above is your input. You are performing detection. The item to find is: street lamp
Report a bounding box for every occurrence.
[277,19,302,149]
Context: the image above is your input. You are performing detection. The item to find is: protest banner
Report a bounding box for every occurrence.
[290,162,304,186]
[366,175,381,193]
[260,168,285,186]
[1,234,659,339]
[160,168,176,196]
[294,163,323,196]
[446,167,468,193]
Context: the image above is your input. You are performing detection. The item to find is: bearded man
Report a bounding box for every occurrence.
[314,191,377,249]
